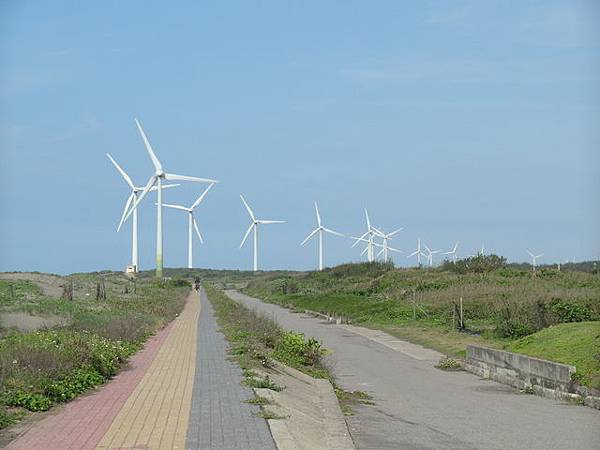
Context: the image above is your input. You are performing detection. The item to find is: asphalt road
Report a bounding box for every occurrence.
[226,290,600,450]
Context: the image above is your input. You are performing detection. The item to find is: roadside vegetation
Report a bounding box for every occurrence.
[204,283,329,380]
[204,283,374,415]
[241,258,600,389]
[0,272,189,429]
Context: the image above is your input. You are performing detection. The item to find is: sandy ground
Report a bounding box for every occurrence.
[0,312,69,332]
[0,272,65,298]
[0,272,71,333]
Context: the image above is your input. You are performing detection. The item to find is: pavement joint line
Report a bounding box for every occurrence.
[96,290,199,450]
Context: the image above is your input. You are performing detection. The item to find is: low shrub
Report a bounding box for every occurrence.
[273,332,323,368]
[443,254,507,274]
[548,299,593,323]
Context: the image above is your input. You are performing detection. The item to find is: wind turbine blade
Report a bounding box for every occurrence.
[370,226,385,237]
[527,250,534,258]
[388,246,403,253]
[161,183,180,190]
[240,223,254,248]
[300,228,319,246]
[323,227,344,237]
[134,118,163,171]
[164,173,218,184]
[193,218,204,244]
[361,246,369,256]
[123,175,156,223]
[431,250,442,254]
[536,253,544,258]
[388,227,404,237]
[106,153,135,189]
[424,244,431,253]
[408,250,419,258]
[191,182,215,209]
[161,203,189,211]
[352,231,370,247]
[117,193,134,232]
[240,195,255,221]
[376,248,384,258]
[257,220,285,224]
[364,208,371,228]
[314,202,321,226]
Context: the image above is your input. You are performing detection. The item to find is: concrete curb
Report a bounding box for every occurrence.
[255,361,355,450]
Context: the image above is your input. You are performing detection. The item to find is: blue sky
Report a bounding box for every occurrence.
[1,1,598,274]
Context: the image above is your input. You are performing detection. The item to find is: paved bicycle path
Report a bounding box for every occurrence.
[5,289,276,450]
[227,290,600,450]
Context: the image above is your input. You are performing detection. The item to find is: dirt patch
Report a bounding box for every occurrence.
[0,273,64,298]
[1,312,69,333]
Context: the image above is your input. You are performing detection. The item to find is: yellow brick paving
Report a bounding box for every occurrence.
[96,290,200,450]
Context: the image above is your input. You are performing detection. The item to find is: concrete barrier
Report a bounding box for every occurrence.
[465,345,600,410]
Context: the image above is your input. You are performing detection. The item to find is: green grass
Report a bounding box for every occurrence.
[504,322,600,389]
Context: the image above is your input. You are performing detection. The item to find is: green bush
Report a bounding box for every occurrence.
[548,299,593,323]
[0,330,135,413]
[273,332,323,368]
[443,254,507,274]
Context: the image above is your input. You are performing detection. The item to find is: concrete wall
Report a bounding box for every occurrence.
[466,345,575,392]
[464,345,600,410]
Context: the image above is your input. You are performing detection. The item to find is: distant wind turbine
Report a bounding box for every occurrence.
[106,153,178,272]
[301,202,344,271]
[422,243,442,267]
[123,118,218,278]
[442,242,460,263]
[160,183,215,269]
[527,250,544,271]
[371,226,404,262]
[407,238,426,266]
[351,209,378,262]
[240,195,285,272]
[352,235,402,260]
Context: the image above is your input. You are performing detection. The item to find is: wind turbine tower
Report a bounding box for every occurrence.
[123,119,218,278]
[240,195,285,272]
[161,183,215,268]
[301,202,344,271]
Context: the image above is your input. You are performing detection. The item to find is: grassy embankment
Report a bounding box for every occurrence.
[242,260,600,389]
[0,272,190,429]
[203,283,373,414]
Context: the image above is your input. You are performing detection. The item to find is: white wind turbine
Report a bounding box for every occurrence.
[527,250,544,270]
[240,195,285,272]
[301,202,344,271]
[407,238,426,266]
[371,226,404,262]
[352,209,377,262]
[106,153,179,272]
[353,235,402,261]
[161,183,215,269]
[442,242,460,263]
[422,243,442,267]
[123,118,218,278]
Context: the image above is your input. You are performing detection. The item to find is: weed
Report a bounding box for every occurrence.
[244,375,283,391]
[255,408,287,420]
[436,357,462,371]
[245,395,272,405]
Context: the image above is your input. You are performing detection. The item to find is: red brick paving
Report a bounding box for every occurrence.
[5,321,175,450]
